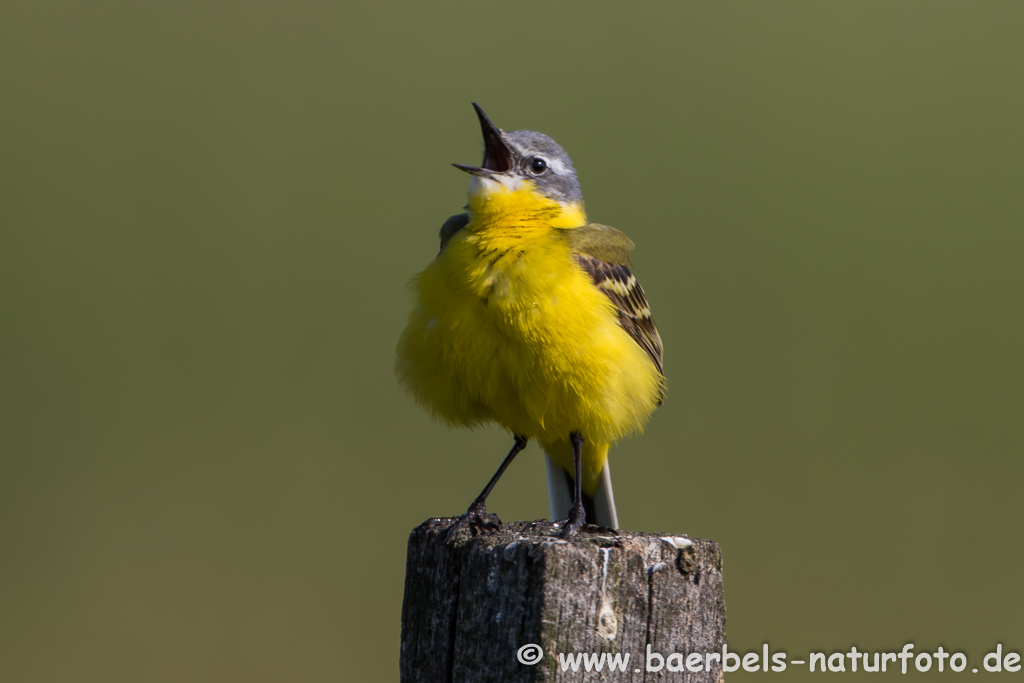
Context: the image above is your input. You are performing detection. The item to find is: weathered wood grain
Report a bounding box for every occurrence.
[401,520,725,682]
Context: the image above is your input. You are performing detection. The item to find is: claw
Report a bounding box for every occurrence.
[445,501,502,542]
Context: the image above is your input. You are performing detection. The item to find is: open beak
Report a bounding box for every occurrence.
[452,102,512,176]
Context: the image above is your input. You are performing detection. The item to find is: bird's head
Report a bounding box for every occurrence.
[453,103,586,227]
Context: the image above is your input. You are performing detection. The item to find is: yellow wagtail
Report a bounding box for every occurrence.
[396,104,663,538]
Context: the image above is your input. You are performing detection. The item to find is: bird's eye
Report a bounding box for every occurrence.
[529,157,548,174]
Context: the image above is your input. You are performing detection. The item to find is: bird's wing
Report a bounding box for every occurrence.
[438,213,469,253]
[565,224,665,383]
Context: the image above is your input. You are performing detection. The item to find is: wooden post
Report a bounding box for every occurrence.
[401,520,726,682]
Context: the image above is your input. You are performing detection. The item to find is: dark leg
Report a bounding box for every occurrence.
[445,435,528,542]
[558,431,587,538]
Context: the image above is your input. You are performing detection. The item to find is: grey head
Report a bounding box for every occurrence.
[452,103,583,204]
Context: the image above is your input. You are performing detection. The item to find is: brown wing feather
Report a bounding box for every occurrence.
[576,253,665,397]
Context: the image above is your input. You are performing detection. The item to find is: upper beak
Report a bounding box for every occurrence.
[452,102,512,176]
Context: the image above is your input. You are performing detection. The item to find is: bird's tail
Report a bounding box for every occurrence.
[543,439,618,529]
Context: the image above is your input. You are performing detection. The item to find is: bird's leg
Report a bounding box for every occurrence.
[445,435,528,542]
[558,431,588,538]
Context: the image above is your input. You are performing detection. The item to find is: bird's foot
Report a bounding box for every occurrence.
[444,501,501,543]
[556,505,587,539]
[553,506,618,539]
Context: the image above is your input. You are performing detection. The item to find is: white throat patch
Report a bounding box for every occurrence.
[468,173,527,198]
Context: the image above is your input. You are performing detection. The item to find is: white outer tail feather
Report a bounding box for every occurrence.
[544,453,619,528]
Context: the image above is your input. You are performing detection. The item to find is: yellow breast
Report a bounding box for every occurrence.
[395,184,662,445]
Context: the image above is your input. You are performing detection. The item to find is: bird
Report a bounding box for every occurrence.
[396,103,663,539]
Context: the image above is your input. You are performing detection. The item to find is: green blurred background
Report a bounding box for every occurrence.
[2,1,1022,680]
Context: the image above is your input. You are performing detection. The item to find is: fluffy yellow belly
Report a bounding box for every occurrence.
[396,228,662,446]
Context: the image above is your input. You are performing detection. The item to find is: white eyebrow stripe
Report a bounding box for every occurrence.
[502,138,574,176]
[546,157,571,175]
[506,139,531,157]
